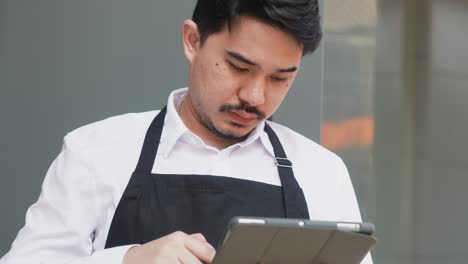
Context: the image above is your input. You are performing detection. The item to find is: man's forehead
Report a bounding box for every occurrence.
[200,16,303,68]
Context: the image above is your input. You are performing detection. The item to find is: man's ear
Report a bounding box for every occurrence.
[182,20,201,63]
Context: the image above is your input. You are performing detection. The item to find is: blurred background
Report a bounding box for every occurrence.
[322,0,468,263]
[1,0,467,263]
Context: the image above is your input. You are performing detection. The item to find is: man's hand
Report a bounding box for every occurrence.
[122,231,216,264]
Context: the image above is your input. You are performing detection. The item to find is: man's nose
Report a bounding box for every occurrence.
[238,78,266,107]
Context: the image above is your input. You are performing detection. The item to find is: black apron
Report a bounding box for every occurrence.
[105,106,309,249]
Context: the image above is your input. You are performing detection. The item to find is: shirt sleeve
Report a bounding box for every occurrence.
[0,136,134,264]
[336,158,374,264]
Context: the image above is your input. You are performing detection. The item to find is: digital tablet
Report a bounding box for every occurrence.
[213,217,377,264]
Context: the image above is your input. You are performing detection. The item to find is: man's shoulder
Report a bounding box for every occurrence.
[63,110,161,150]
[266,121,342,164]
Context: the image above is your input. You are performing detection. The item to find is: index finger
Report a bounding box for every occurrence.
[184,235,216,263]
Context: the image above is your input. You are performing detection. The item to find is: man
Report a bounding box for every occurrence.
[1,0,372,263]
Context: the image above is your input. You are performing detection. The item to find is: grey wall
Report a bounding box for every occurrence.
[0,0,324,255]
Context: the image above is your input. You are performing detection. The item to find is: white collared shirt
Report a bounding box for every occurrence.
[0,88,372,264]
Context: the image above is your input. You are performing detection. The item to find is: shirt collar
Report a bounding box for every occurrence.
[159,88,190,159]
[159,88,276,158]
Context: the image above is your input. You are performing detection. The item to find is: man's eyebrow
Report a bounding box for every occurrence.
[277,66,298,73]
[226,50,257,66]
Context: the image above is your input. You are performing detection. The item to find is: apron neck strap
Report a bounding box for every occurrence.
[134,106,167,174]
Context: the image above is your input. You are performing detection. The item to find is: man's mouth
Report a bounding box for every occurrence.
[220,103,266,126]
[227,110,258,126]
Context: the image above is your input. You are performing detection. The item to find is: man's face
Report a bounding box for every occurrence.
[184,16,303,141]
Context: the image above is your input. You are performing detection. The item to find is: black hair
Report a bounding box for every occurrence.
[192,0,322,55]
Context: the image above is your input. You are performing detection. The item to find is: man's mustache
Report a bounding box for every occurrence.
[219,103,266,120]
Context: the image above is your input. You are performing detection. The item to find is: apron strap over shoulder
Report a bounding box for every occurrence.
[134,106,167,174]
[264,123,310,219]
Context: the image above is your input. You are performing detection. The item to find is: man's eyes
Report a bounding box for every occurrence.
[271,76,288,82]
[226,60,289,83]
[227,61,249,72]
